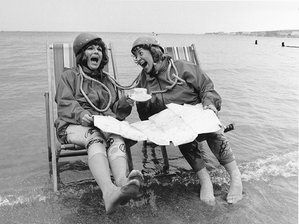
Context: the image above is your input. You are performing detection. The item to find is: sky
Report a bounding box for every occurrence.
[0,0,298,34]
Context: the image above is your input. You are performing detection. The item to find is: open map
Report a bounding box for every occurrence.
[93,103,222,146]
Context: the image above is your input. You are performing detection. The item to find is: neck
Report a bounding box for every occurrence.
[82,65,101,77]
[147,60,166,77]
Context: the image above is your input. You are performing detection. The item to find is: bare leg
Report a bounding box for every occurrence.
[224,160,243,204]
[196,167,215,206]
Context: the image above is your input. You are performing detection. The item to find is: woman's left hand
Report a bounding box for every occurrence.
[126,95,135,107]
[203,104,218,115]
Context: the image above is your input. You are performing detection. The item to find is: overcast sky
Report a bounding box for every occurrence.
[0,0,298,34]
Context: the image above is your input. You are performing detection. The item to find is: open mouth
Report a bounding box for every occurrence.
[90,56,99,63]
[138,60,148,68]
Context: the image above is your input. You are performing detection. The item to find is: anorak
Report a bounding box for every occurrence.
[136,59,222,120]
[136,59,233,172]
[54,68,131,141]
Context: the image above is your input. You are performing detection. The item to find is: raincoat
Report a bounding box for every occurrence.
[54,68,132,142]
[136,59,222,120]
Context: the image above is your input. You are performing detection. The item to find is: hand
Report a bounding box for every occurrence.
[82,114,93,126]
[126,96,135,107]
[119,95,135,107]
[203,104,218,115]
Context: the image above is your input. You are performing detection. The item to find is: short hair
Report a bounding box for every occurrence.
[150,46,164,63]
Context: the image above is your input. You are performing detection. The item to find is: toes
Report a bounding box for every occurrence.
[128,170,144,185]
[227,194,243,204]
[201,198,216,206]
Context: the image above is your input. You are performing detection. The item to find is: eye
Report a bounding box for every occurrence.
[138,50,143,56]
[97,47,102,52]
[86,46,93,50]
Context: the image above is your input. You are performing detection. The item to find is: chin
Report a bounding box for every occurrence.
[88,64,100,70]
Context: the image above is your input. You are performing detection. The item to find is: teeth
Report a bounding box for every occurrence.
[91,58,98,62]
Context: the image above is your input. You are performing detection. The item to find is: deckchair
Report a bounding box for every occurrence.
[140,44,234,174]
[44,43,133,191]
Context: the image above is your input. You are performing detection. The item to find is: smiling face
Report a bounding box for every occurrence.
[84,44,103,70]
[134,47,154,73]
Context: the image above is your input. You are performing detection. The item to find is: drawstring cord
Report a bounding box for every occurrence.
[79,66,112,112]
[79,66,140,112]
[105,71,141,90]
[150,58,185,95]
[79,56,184,112]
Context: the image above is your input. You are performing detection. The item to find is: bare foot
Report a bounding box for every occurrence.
[227,172,243,204]
[197,168,215,206]
[224,161,243,204]
[200,183,216,206]
[104,179,140,214]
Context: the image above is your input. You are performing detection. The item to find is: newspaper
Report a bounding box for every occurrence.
[93,103,222,146]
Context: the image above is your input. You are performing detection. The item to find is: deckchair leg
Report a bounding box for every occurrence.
[51,143,58,191]
[44,92,52,162]
[125,144,133,172]
[160,146,169,173]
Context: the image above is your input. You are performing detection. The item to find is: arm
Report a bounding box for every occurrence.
[182,63,222,112]
[111,95,133,121]
[55,71,92,126]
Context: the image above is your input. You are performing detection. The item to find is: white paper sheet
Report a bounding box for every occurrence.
[93,103,222,146]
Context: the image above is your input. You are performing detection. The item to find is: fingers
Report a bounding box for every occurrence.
[126,97,135,107]
[203,104,218,115]
[82,114,93,126]
[124,94,135,106]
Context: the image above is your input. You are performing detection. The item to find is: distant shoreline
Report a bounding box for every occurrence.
[204,29,299,38]
[1,29,299,38]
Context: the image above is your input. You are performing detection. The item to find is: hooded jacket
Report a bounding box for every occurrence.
[136,59,221,121]
[54,67,132,142]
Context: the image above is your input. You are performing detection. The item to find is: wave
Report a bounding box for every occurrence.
[0,192,48,207]
[0,152,297,207]
[240,151,298,181]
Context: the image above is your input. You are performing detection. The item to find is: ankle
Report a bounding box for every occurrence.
[197,168,211,183]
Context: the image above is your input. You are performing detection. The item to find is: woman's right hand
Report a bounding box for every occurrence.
[82,114,93,126]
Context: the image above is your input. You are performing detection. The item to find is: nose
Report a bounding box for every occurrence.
[93,48,100,54]
[92,46,101,54]
[136,54,143,62]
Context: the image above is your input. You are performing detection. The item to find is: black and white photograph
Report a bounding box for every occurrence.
[0,0,298,223]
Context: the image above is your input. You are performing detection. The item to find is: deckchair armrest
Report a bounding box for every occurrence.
[60,144,85,150]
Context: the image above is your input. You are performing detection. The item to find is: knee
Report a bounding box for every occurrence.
[87,143,107,160]
[107,135,126,162]
[85,129,107,160]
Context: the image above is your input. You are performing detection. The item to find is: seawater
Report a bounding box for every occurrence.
[0,31,298,224]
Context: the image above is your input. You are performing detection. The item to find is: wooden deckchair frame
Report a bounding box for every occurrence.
[44,43,133,191]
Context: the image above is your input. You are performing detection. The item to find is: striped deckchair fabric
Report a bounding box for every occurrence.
[52,43,76,88]
[163,44,200,65]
